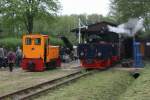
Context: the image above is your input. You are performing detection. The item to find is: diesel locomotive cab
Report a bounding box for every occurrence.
[21,34,60,71]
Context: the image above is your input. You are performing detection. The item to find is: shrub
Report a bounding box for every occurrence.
[0,36,64,50]
[0,38,21,50]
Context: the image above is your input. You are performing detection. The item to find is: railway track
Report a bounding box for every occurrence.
[0,69,97,100]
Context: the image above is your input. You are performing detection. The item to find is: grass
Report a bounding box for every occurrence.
[119,62,150,100]
[36,69,134,100]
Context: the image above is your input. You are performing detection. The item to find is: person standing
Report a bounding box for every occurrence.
[7,49,16,72]
[3,46,8,68]
[16,46,22,67]
[0,46,5,68]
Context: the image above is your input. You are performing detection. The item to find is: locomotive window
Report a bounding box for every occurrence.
[35,38,41,45]
[25,38,32,45]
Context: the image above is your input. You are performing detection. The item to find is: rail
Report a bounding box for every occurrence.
[0,69,97,100]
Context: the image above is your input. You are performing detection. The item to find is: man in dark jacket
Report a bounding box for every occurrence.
[16,46,22,67]
[7,49,16,72]
[0,46,5,68]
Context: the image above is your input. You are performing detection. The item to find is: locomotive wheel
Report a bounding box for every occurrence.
[46,61,57,70]
[28,61,35,71]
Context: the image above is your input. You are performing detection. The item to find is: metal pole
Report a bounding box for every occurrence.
[133,35,136,67]
[118,34,121,59]
[78,18,81,65]
[78,18,81,44]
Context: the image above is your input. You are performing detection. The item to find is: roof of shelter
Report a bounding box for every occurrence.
[71,21,118,35]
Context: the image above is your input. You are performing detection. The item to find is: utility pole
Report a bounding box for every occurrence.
[78,17,88,44]
[78,18,81,44]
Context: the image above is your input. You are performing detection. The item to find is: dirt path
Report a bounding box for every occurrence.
[0,62,80,96]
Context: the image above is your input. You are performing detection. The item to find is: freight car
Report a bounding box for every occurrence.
[21,34,61,71]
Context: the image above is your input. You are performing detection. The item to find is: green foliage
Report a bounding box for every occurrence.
[0,0,117,46]
[0,0,60,33]
[49,36,64,46]
[0,38,21,50]
[46,14,117,45]
[110,0,150,21]
[47,15,78,44]
[110,0,150,36]
[0,36,64,49]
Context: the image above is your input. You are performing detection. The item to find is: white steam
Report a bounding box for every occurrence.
[132,18,144,34]
[108,18,144,36]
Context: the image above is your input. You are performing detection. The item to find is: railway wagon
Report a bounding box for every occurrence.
[21,34,61,71]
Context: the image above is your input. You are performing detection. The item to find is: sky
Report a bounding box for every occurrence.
[59,0,110,16]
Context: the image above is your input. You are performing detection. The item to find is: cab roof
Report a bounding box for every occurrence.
[23,34,49,38]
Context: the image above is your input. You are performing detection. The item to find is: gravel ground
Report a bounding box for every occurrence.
[0,61,79,96]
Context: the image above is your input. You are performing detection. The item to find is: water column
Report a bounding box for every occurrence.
[133,37,143,68]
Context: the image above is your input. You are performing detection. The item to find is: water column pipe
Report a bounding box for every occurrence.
[118,34,121,59]
[133,35,143,68]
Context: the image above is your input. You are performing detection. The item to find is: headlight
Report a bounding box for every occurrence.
[80,52,84,56]
[97,52,102,57]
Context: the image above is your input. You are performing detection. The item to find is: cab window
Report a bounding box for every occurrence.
[25,38,32,45]
[35,38,41,45]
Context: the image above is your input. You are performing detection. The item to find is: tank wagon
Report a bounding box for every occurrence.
[21,34,61,71]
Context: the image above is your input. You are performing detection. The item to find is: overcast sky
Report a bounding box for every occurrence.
[59,0,110,16]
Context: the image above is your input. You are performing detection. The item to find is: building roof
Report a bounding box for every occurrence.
[71,21,117,35]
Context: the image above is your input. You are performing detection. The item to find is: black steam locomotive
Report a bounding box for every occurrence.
[72,21,120,69]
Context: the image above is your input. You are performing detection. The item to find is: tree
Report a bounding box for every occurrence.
[0,0,60,34]
[110,0,150,34]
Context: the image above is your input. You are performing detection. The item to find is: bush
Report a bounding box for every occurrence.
[0,38,21,50]
[49,36,64,46]
[0,36,64,50]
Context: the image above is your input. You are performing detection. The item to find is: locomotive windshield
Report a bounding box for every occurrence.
[87,34,103,43]
[34,38,41,45]
[25,38,32,45]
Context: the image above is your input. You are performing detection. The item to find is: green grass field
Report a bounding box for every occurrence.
[36,69,134,100]
[119,63,150,100]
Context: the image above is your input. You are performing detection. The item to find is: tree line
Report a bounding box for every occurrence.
[110,0,150,37]
[0,0,149,41]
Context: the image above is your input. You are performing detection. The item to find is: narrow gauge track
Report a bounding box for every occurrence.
[0,69,97,100]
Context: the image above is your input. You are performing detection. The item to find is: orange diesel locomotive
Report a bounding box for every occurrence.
[21,34,61,71]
